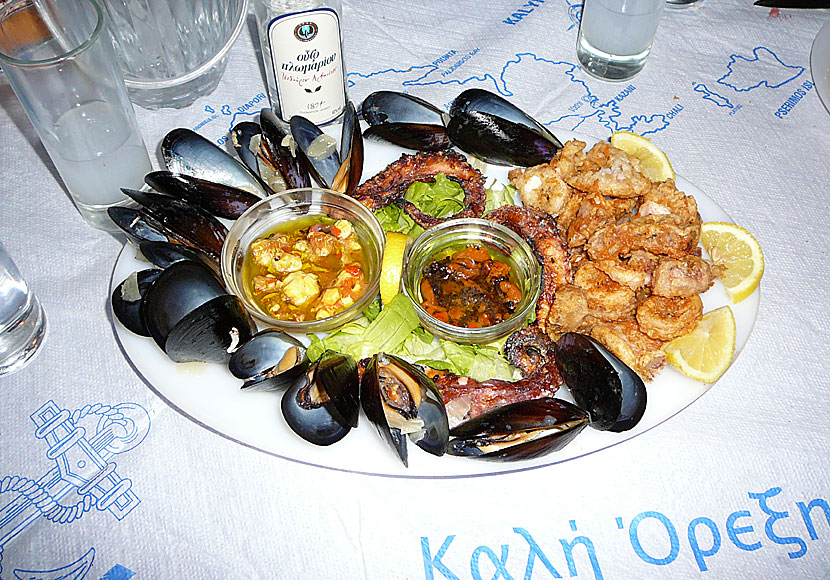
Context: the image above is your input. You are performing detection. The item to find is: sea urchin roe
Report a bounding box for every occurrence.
[419,244,522,328]
[245,216,367,322]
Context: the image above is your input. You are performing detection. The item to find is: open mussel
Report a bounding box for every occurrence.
[447,397,589,462]
[447,89,563,167]
[137,241,218,274]
[258,108,311,192]
[361,91,451,152]
[118,188,228,262]
[553,333,647,432]
[361,353,449,466]
[229,329,309,392]
[289,101,363,194]
[144,171,261,220]
[281,350,359,446]
[141,260,256,363]
[162,128,270,197]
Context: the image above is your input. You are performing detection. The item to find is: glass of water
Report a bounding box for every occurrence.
[576,0,665,82]
[0,241,46,376]
[0,0,152,232]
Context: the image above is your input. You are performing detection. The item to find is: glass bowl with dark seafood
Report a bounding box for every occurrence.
[221,189,385,333]
[402,218,541,344]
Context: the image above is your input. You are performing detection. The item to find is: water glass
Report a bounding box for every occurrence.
[0,0,152,232]
[0,241,46,376]
[102,0,249,110]
[577,0,665,82]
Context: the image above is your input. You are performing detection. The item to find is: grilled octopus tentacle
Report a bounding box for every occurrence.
[351,151,486,228]
[486,205,572,332]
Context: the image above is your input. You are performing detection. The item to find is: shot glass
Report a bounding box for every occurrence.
[102,0,249,110]
[0,0,152,232]
[576,0,665,82]
[0,240,46,376]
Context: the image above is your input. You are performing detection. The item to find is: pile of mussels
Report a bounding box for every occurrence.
[109,89,645,466]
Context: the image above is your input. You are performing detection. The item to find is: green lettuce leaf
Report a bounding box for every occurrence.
[374,204,424,237]
[405,173,465,218]
[484,182,518,214]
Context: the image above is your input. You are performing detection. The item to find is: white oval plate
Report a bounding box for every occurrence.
[811,19,830,115]
[110,129,759,478]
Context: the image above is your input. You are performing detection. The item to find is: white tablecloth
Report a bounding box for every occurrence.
[1,2,829,578]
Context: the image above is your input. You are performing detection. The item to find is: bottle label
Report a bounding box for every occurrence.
[267,8,345,125]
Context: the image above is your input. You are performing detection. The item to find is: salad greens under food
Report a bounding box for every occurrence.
[309,174,524,381]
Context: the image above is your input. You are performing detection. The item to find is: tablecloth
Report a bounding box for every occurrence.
[1,1,829,578]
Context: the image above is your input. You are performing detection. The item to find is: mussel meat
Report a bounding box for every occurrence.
[281,350,359,446]
[258,108,312,191]
[447,397,589,461]
[553,332,647,432]
[360,353,449,466]
[229,329,309,391]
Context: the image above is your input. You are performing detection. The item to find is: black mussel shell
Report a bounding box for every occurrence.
[290,115,341,189]
[363,123,451,152]
[121,188,227,262]
[553,333,647,432]
[161,128,269,197]
[447,397,589,461]
[362,91,446,126]
[259,108,311,190]
[332,101,364,195]
[111,268,162,337]
[138,241,218,274]
[230,121,266,178]
[360,353,449,466]
[145,171,261,220]
[450,88,563,149]
[229,329,309,391]
[281,350,359,446]
[108,206,169,245]
[140,260,231,352]
[162,295,256,363]
[446,110,561,167]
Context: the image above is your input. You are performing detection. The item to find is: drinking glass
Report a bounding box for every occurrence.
[0,0,152,232]
[576,0,665,82]
[102,0,249,110]
[0,241,46,376]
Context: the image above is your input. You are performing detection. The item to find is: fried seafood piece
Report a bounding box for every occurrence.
[566,141,653,199]
[593,250,660,292]
[509,139,585,218]
[636,295,703,342]
[651,255,717,297]
[566,192,639,248]
[544,283,592,337]
[590,319,667,381]
[351,150,486,228]
[585,215,700,261]
[573,261,638,321]
[486,205,572,332]
[638,180,700,227]
[434,327,563,428]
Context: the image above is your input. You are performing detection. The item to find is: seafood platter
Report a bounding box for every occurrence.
[109,90,759,477]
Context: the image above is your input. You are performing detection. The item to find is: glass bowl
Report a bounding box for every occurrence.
[221,188,385,333]
[402,218,541,344]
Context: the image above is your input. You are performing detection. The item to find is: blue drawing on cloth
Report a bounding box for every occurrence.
[566,0,582,30]
[0,401,149,579]
[693,83,735,109]
[717,47,804,92]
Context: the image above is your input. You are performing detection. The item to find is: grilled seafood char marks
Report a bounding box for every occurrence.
[351,150,486,228]
[510,139,719,380]
[486,205,572,333]
[434,326,563,428]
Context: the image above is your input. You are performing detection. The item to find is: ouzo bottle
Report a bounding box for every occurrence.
[253,0,347,125]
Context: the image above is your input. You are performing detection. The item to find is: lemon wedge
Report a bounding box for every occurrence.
[700,222,764,304]
[664,306,736,383]
[380,232,411,306]
[610,130,675,182]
